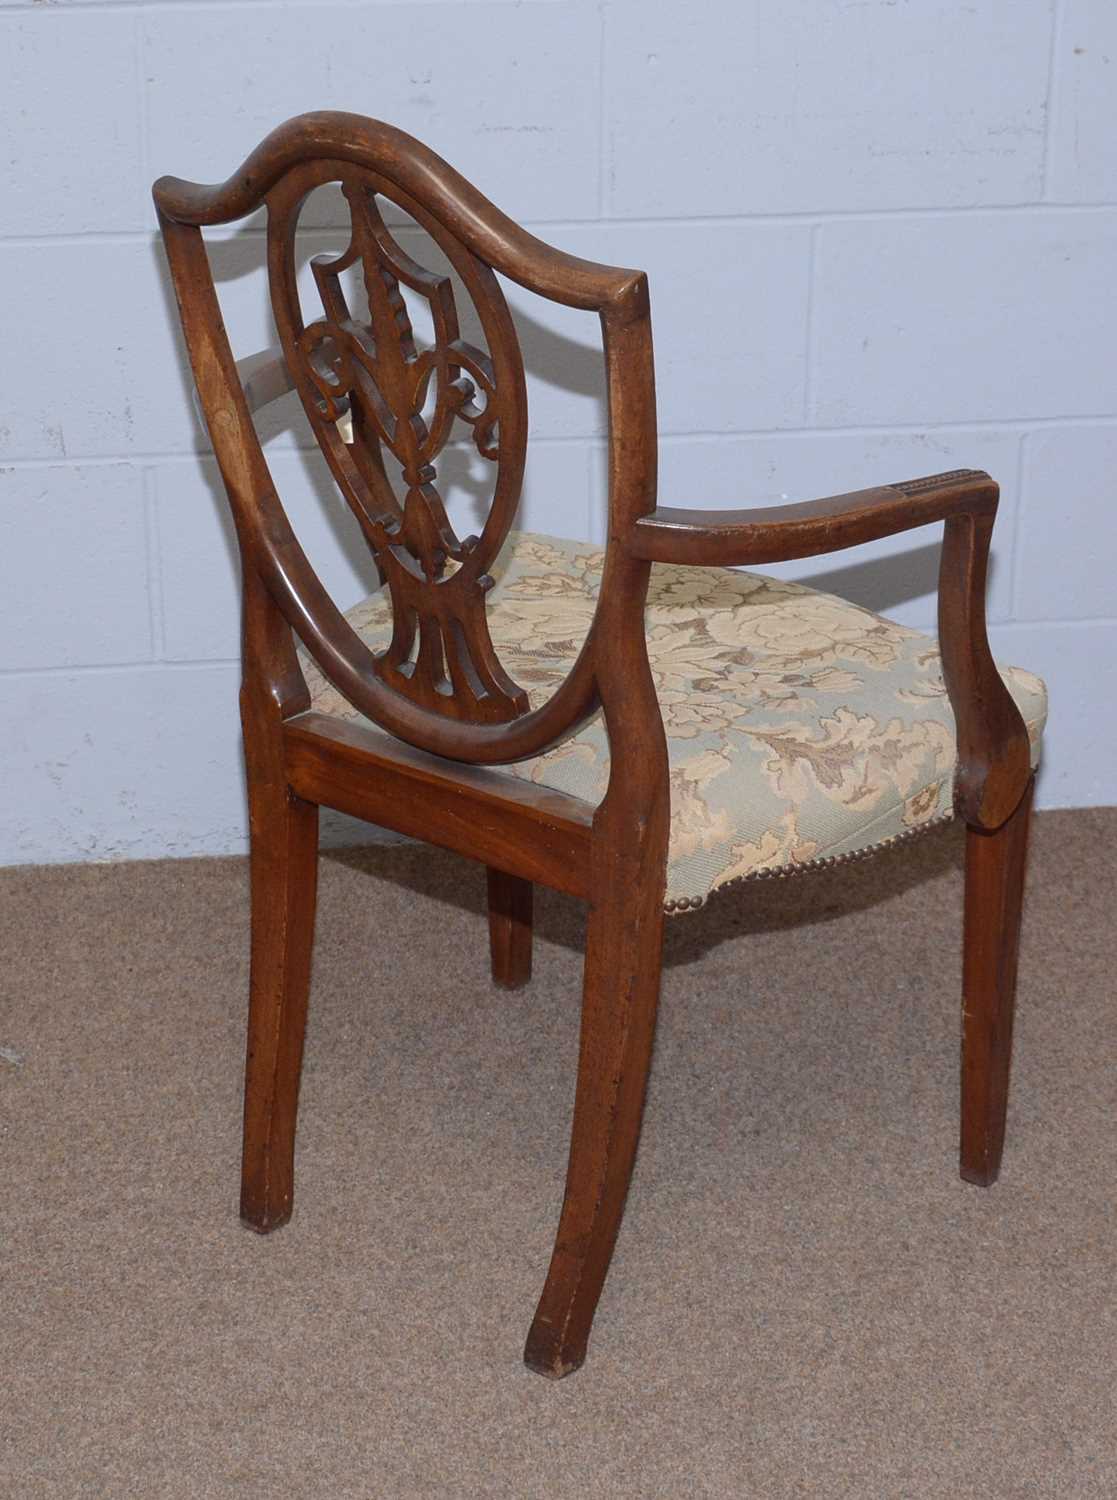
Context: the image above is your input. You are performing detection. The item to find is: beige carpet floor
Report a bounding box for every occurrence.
[2,808,1115,1498]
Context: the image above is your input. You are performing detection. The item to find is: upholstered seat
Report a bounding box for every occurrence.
[304,531,1047,909]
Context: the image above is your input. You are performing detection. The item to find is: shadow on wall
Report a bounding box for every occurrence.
[795,543,944,619]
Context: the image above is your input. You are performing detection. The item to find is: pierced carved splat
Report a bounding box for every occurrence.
[266,163,529,725]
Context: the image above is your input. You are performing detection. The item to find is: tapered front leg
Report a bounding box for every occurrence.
[960,775,1034,1186]
[524,877,665,1379]
[487,867,533,989]
[240,779,319,1232]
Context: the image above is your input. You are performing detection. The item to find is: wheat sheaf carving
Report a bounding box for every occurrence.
[268,168,530,723]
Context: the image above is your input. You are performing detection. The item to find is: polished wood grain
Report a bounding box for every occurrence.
[155,112,1037,1379]
[937,510,1033,830]
[284,712,593,898]
[628,469,998,566]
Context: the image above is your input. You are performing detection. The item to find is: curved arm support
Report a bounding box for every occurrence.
[626,468,1030,832]
[153,111,643,314]
[937,511,1032,830]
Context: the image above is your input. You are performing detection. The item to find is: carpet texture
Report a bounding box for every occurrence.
[2,808,1115,1498]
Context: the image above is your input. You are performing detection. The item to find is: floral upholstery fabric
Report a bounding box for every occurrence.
[303,532,1047,909]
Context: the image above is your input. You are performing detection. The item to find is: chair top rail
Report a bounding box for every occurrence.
[153,111,643,314]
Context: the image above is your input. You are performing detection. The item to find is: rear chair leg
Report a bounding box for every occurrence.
[487,867,533,989]
[240,780,319,1232]
[960,775,1034,1186]
[524,883,664,1378]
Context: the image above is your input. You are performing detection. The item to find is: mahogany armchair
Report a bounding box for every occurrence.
[154,113,1045,1379]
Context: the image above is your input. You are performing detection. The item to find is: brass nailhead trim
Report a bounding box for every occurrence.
[663,810,957,915]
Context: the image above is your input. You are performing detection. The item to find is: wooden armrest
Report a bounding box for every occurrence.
[625,469,998,567]
[628,464,1029,831]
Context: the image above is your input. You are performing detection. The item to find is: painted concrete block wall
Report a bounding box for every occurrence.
[1,0,1114,864]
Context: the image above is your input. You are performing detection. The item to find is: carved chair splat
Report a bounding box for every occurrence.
[155,112,1042,1379]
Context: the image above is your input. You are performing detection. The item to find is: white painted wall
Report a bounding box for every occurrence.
[2,0,1114,864]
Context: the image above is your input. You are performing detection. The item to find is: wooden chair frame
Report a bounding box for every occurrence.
[154,112,1034,1379]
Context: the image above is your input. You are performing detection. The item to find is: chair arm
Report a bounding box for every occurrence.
[626,467,1032,832]
[624,469,998,566]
